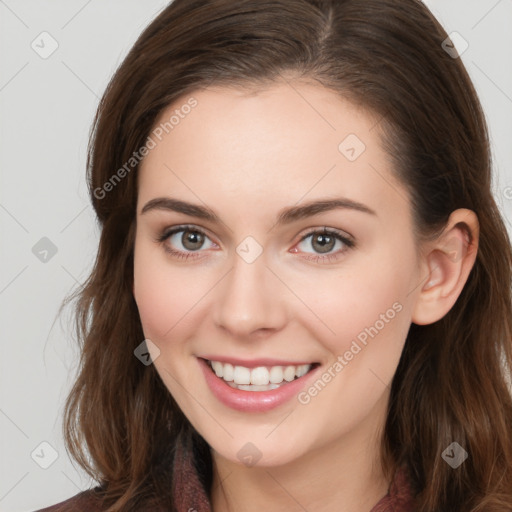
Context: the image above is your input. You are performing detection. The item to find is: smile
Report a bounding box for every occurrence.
[207,359,314,391]
[198,357,321,412]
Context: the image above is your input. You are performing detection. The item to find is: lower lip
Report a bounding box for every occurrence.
[198,358,320,412]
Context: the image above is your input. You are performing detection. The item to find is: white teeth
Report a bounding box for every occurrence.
[229,382,281,391]
[269,366,284,384]
[283,366,296,382]
[233,365,251,385]
[296,364,309,378]
[223,363,234,381]
[251,367,270,385]
[208,360,313,389]
[211,361,223,378]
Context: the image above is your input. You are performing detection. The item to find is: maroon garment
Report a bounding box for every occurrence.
[172,442,416,512]
[35,444,416,511]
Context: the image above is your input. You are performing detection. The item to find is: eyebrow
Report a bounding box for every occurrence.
[140,196,376,225]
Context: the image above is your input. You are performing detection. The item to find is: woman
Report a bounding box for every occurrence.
[37,0,512,510]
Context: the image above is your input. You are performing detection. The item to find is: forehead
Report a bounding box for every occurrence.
[137,81,408,224]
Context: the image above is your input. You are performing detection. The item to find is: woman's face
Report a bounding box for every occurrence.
[133,81,424,467]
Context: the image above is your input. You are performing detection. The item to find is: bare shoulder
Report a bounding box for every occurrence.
[34,487,104,512]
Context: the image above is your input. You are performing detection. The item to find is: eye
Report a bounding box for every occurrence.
[156,225,354,263]
[157,225,217,260]
[292,227,354,263]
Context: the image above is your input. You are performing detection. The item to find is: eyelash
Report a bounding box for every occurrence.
[156,224,355,264]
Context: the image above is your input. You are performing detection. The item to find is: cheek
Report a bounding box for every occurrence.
[294,244,416,369]
[284,253,415,442]
[133,242,206,342]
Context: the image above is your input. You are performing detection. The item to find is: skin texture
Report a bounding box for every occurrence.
[132,81,479,511]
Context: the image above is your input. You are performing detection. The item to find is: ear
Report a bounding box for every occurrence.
[412,209,479,326]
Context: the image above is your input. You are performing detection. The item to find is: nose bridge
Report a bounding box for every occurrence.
[212,243,287,337]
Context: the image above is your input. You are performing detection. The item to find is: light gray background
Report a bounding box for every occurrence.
[1,1,511,511]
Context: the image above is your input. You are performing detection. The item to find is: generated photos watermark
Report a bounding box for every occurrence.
[298,301,403,404]
[93,97,198,200]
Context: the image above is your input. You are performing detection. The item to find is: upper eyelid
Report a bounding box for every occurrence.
[160,224,354,249]
[299,227,353,242]
[162,224,215,241]
[160,224,352,237]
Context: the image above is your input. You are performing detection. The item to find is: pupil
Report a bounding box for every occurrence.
[313,234,334,254]
[182,230,204,251]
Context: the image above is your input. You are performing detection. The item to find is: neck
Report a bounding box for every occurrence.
[209,398,390,512]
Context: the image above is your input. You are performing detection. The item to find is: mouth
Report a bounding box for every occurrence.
[203,358,320,392]
[198,356,322,412]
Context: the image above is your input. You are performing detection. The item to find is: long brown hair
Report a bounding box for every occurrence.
[61,0,512,510]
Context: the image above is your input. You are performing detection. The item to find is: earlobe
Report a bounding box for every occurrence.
[412,209,479,326]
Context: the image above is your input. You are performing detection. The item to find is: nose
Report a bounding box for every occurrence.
[212,250,288,340]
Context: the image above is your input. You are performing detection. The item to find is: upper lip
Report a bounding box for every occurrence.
[199,356,317,368]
